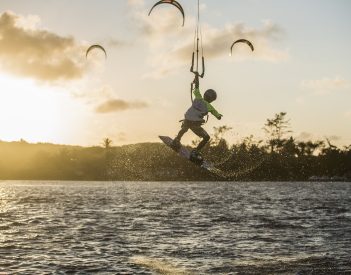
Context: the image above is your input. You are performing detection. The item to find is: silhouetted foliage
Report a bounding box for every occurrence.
[0,113,350,181]
[263,112,292,153]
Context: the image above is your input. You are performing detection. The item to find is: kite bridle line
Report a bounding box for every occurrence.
[190,0,205,103]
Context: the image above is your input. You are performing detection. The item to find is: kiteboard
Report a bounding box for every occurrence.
[159,136,223,176]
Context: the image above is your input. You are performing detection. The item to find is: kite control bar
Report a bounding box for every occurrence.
[190,0,205,102]
[190,51,205,102]
[190,52,205,78]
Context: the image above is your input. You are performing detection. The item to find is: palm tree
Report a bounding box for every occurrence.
[102,138,113,149]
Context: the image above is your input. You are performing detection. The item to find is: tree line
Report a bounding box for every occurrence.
[0,113,350,181]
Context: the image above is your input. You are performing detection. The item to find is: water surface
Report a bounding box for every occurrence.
[0,181,350,274]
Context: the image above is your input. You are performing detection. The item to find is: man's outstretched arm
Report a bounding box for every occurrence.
[207,103,223,120]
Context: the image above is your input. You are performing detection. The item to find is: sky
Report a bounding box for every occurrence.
[0,0,350,147]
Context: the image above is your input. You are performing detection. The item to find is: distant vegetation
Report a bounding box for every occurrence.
[1,113,350,181]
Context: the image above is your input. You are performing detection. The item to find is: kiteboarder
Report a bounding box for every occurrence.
[171,74,222,161]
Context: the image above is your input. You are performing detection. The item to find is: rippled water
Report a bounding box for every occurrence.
[0,181,350,274]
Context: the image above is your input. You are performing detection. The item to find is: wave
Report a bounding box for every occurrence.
[131,256,193,275]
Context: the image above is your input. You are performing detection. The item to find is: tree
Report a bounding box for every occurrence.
[297,140,324,156]
[102,138,113,149]
[211,125,233,146]
[101,138,113,180]
[263,112,292,153]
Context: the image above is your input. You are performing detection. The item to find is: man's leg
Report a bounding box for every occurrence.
[171,121,190,149]
[174,121,189,141]
[190,123,210,151]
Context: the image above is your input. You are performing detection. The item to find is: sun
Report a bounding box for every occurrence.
[0,74,78,144]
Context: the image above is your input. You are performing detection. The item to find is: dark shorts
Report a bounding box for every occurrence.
[181,120,209,139]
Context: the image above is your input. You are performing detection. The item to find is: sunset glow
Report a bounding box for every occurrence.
[0,0,350,146]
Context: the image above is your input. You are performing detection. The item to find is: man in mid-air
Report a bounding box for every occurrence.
[171,74,223,161]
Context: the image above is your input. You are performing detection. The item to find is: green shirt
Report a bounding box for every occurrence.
[193,88,222,119]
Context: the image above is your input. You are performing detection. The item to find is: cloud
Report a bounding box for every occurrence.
[107,38,127,48]
[301,76,350,94]
[296,132,343,145]
[0,11,86,82]
[175,20,287,61]
[148,21,288,78]
[127,1,289,78]
[131,6,185,43]
[128,0,144,8]
[71,85,148,115]
[95,98,148,113]
[115,132,127,142]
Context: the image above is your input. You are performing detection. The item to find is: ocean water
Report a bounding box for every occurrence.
[0,181,350,274]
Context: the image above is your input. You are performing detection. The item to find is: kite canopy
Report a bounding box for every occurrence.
[230,39,254,56]
[148,0,185,26]
[86,44,107,59]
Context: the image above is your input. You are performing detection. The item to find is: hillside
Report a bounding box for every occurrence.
[1,137,350,181]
